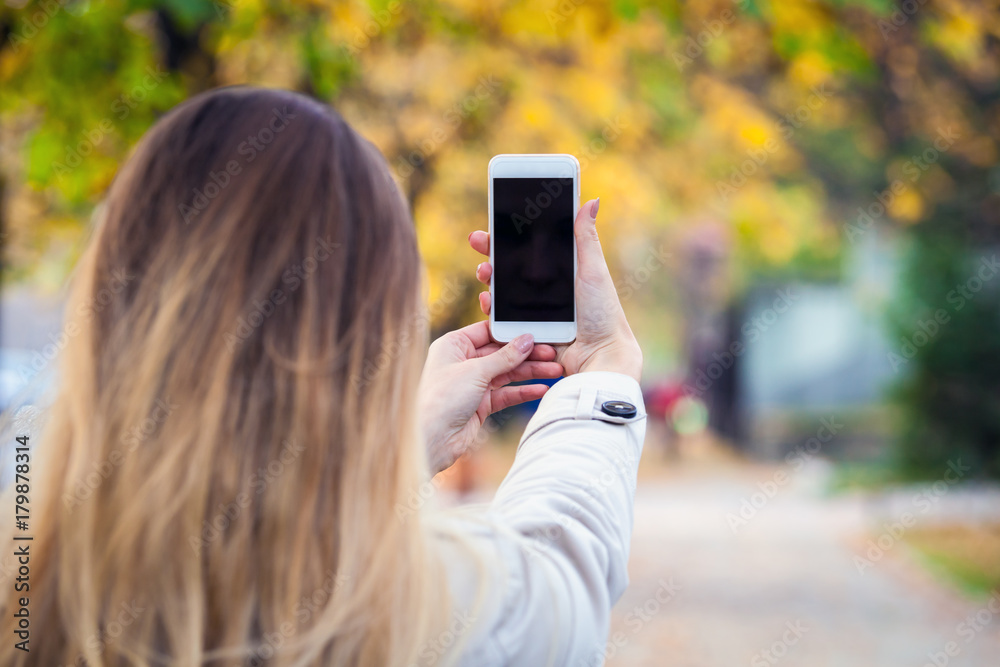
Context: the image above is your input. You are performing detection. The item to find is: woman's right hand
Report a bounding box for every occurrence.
[469,197,643,382]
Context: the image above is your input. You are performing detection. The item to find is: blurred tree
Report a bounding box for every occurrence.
[1,0,856,293]
[889,235,1000,479]
[859,1,1000,480]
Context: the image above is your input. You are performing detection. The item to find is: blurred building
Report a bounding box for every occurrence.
[738,231,900,461]
[0,286,63,411]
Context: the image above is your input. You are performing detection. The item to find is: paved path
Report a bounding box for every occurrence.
[605,462,1000,666]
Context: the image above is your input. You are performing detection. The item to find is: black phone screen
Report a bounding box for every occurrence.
[493,177,575,322]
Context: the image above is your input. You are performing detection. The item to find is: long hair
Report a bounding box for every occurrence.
[0,87,452,666]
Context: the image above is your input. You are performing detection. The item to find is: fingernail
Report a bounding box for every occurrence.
[514,334,534,353]
[468,232,474,243]
[591,198,600,220]
[477,262,485,273]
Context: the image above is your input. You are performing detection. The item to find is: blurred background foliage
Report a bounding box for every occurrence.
[1,0,998,477]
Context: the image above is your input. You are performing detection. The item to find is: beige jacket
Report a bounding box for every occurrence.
[432,371,647,667]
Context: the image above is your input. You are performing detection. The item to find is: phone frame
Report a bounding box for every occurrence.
[488,153,579,344]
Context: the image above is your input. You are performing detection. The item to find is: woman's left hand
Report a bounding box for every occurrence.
[418,321,563,475]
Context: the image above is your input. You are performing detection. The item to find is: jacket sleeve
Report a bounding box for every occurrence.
[473,371,647,665]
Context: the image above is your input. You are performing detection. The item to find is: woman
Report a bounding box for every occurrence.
[1,87,644,666]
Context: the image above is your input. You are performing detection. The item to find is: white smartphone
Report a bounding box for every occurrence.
[488,154,579,344]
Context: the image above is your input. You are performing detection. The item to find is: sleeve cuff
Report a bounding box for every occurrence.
[519,371,646,447]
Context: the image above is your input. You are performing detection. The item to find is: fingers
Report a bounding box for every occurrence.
[446,320,552,360]
[469,230,489,256]
[575,198,606,272]
[470,230,490,312]
[489,360,563,389]
[529,343,557,361]
[475,261,492,284]
[450,320,493,348]
[474,342,554,361]
[489,383,549,413]
[474,333,534,379]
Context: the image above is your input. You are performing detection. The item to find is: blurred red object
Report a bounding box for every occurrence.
[645,380,687,421]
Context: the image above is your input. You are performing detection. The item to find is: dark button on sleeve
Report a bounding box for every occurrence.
[600,400,637,419]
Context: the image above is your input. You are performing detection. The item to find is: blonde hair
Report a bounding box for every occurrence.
[0,87,456,666]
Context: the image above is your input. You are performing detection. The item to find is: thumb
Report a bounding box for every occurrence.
[475,334,534,380]
[575,198,605,271]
